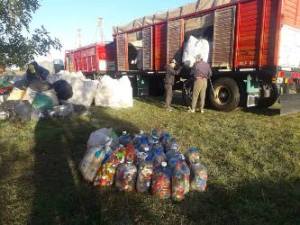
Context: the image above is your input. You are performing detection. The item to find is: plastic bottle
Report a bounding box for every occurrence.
[95,162,116,187]
[165,138,179,153]
[190,163,208,192]
[159,132,171,151]
[115,162,137,192]
[133,130,145,147]
[168,153,185,170]
[136,161,153,193]
[79,146,106,182]
[119,131,132,146]
[151,162,171,199]
[172,160,190,201]
[185,147,200,165]
[125,144,137,163]
[152,146,167,169]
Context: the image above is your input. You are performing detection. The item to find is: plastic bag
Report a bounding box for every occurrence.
[185,147,201,165]
[151,162,171,199]
[182,36,210,67]
[172,161,190,201]
[79,146,106,182]
[87,128,113,149]
[32,93,54,111]
[95,162,116,187]
[115,162,137,192]
[190,163,208,192]
[136,161,153,193]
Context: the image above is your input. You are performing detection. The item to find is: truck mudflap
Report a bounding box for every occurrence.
[280,93,300,115]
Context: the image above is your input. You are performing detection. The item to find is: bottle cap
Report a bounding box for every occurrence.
[122,131,127,135]
[161,162,167,167]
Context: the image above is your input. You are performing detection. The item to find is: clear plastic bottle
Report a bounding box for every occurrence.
[136,161,153,193]
[190,163,208,192]
[185,147,200,165]
[167,153,185,170]
[151,162,171,199]
[152,146,167,169]
[115,162,137,192]
[172,160,190,201]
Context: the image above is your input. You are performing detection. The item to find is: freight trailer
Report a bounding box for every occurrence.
[112,0,300,114]
[65,42,115,76]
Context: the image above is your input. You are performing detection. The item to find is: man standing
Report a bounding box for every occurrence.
[164,59,181,111]
[188,55,212,113]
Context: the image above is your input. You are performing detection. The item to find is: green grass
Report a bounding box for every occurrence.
[0,98,300,225]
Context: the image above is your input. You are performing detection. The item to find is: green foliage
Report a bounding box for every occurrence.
[0,0,61,67]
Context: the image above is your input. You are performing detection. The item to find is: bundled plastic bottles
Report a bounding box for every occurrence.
[185,147,201,165]
[190,163,208,192]
[125,144,137,163]
[80,146,106,182]
[151,162,171,199]
[172,160,190,201]
[115,162,137,192]
[168,153,185,170]
[152,147,167,169]
[136,161,153,193]
[119,131,132,146]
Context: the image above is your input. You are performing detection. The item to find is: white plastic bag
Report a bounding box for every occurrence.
[79,147,106,182]
[95,75,133,108]
[182,36,210,67]
[87,128,113,149]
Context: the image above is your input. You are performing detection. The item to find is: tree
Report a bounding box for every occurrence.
[0,0,62,67]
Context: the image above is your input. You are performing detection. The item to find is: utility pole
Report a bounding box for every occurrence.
[96,17,104,44]
[76,28,82,48]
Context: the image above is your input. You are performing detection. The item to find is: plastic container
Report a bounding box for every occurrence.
[115,162,137,192]
[172,161,190,201]
[96,162,116,187]
[119,131,132,146]
[125,144,137,163]
[167,153,185,170]
[151,162,171,199]
[136,161,153,193]
[185,147,200,165]
[190,163,208,192]
[152,147,167,169]
[79,146,106,182]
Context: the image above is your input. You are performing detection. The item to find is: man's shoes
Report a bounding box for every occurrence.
[166,107,173,112]
[200,109,204,114]
[188,107,195,113]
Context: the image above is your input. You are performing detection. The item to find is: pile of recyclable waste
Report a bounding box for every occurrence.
[80,128,208,201]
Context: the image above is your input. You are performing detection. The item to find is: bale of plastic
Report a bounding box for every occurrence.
[136,161,153,193]
[190,163,208,192]
[172,161,190,201]
[115,162,137,192]
[182,36,210,67]
[151,162,171,199]
[79,146,106,182]
[95,75,133,108]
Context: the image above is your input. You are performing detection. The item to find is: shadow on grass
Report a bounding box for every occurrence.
[27,109,153,225]
[180,179,300,225]
[242,107,281,116]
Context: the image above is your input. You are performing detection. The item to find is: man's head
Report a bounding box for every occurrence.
[27,61,38,74]
[196,55,203,62]
[169,59,176,68]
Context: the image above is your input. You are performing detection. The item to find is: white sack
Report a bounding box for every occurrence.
[182,36,210,67]
[95,75,133,108]
[87,128,113,149]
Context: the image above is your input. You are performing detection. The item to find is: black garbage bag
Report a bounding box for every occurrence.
[53,80,73,100]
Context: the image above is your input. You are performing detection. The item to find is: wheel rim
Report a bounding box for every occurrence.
[215,86,232,105]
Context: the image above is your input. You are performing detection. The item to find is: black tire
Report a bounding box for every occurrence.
[257,84,279,108]
[209,77,240,112]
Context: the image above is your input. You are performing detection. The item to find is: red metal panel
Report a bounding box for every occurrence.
[282,0,300,28]
[236,0,262,67]
[154,23,167,71]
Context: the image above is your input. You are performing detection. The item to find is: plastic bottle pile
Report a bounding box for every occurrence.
[80,128,208,201]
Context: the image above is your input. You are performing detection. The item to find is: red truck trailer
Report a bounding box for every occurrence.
[65,42,115,75]
[113,0,300,114]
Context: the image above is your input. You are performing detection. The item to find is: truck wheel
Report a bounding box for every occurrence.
[257,84,279,108]
[209,77,240,111]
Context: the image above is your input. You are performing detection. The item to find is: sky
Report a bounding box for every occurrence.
[31,0,194,61]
